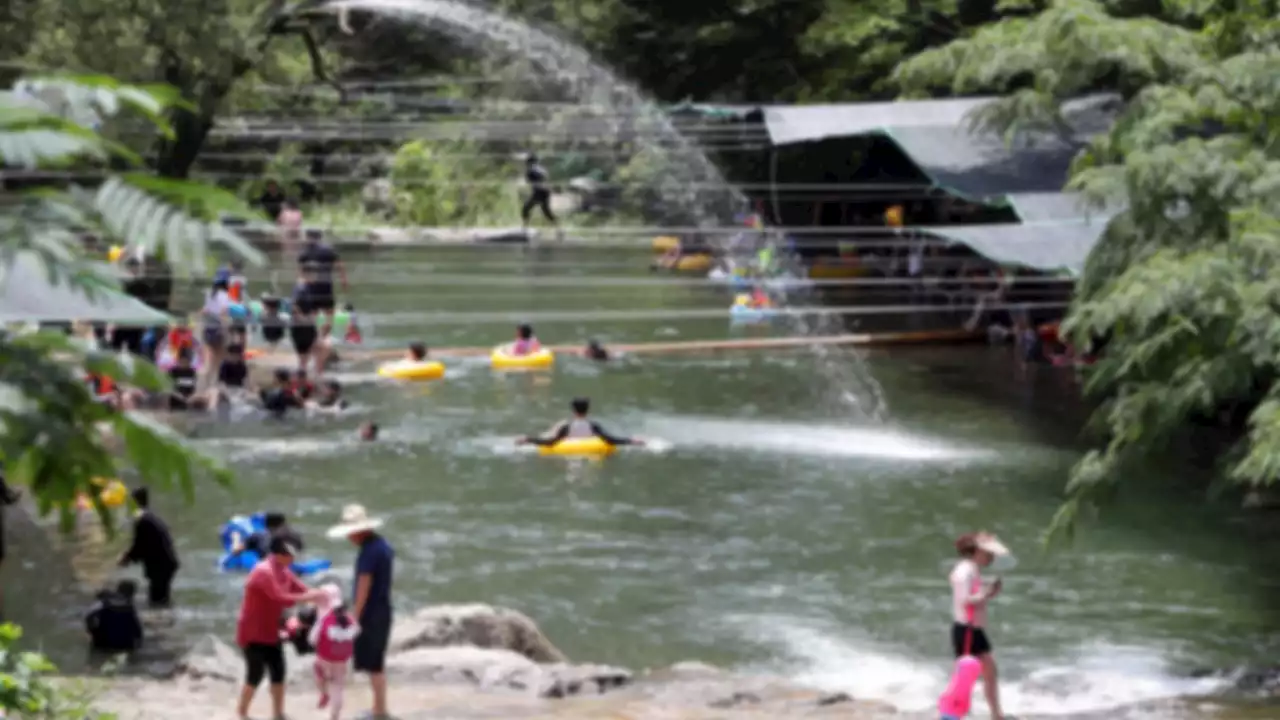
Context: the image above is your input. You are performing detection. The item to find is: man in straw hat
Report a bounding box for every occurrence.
[327,505,395,720]
[948,531,1009,719]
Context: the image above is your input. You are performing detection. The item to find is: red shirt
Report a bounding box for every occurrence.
[236,559,306,647]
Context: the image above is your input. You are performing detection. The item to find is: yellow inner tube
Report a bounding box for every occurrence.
[652,235,680,254]
[491,346,554,370]
[377,359,445,381]
[673,254,714,273]
[107,245,124,262]
[74,478,128,510]
[537,436,616,456]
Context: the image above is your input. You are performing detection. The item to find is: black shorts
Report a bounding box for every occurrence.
[306,283,335,312]
[262,324,284,344]
[203,325,225,349]
[290,324,317,355]
[243,642,286,686]
[951,623,992,657]
[111,327,144,354]
[353,610,392,673]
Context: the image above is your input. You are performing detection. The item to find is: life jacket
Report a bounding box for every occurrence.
[314,610,358,663]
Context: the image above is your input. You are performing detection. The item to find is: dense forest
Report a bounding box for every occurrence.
[2,0,1279,531]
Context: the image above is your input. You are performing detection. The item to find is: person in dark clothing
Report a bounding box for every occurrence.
[583,338,609,362]
[297,231,347,343]
[218,343,250,390]
[258,294,286,348]
[521,154,562,239]
[260,368,305,417]
[167,348,208,411]
[517,397,644,447]
[0,473,19,571]
[243,512,305,556]
[85,580,144,653]
[119,486,180,607]
[290,279,319,374]
[259,180,286,221]
[327,505,394,718]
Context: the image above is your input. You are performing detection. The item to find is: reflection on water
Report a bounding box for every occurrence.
[2,246,1278,717]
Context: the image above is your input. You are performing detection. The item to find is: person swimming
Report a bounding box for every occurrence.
[359,421,379,441]
[308,379,348,413]
[583,339,609,362]
[516,397,644,447]
[510,324,540,356]
[259,368,305,417]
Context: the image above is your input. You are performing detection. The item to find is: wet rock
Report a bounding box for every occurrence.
[818,691,854,706]
[171,635,244,682]
[386,646,631,698]
[390,603,569,663]
[709,691,761,708]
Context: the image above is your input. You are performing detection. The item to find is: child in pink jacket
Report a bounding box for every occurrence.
[307,584,360,719]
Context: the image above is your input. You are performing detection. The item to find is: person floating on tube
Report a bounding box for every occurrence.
[516,397,644,448]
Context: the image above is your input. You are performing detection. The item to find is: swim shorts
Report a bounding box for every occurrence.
[951,623,991,657]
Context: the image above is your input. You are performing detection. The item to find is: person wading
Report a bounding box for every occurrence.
[949,532,1009,720]
[327,505,394,720]
[118,486,180,607]
[297,229,348,355]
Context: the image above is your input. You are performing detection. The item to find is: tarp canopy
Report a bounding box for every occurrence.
[762,95,1121,199]
[927,220,1108,276]
[0,253,171,324]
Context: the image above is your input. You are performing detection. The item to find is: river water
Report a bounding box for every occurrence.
[4,245,1280,716]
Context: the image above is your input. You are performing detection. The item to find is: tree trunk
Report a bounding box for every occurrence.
[155,107,215,179]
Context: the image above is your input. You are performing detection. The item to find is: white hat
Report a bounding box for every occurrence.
[326,504,384,539]
[975,533,1010,557]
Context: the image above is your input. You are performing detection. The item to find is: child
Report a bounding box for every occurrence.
[307,584,360,718]
[511,323,540,355]
[340,303,362,344]
[406,342,427,361]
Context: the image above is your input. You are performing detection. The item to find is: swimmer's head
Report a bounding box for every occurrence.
[115,579,138,603]
[343,303,355,312]
[408,342,427,361]
[570,397,589,416]
[273,368,291,384]
[517,324,533,340]
[265,512,287,530]
[323,379,341,397]
[360,421,379,441]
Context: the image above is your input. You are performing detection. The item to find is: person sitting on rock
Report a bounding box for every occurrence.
[85,580,144,653]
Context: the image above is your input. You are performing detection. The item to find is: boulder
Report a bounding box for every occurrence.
[390,604,569,663]
[386,646,631,698]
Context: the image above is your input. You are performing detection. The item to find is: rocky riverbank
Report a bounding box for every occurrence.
[71,603,1278,720]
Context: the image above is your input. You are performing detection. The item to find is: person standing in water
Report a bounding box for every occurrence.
[298,229,348,353]
[949,532,1008,720]
[517,397,645,447]
[521,154,563,240]
[119,486,180,607]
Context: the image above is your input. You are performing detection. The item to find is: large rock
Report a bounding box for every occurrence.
[390,603,569,663]
[386,646,631,698]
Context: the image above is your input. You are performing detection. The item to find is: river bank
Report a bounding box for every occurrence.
[72,603,1276,720]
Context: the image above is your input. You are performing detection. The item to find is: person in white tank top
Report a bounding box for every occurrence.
[516,397,645,448]
[948,532,1008,720]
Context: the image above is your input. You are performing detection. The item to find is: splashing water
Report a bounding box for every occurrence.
[327,0,743,224]
[324,0,889,420]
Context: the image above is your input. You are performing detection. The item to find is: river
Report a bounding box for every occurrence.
[3,244,1279,716]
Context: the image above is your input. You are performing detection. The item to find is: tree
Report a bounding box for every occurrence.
[894,0,1280,537]
[17,0,346,178]
[1,75,262,529]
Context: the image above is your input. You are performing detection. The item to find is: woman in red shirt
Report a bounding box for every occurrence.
[235,537,325,720]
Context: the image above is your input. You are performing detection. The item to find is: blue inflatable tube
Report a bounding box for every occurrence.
[218,513,332,576]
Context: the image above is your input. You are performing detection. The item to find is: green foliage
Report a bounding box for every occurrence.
[389,140,517,226]
[1,76,263,532]
[894,0,1280,539]
[0,624,112,719]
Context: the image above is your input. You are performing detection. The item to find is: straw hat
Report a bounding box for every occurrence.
[325,504,384,539]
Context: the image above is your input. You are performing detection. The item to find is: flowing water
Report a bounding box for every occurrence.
[4,245,1280,718]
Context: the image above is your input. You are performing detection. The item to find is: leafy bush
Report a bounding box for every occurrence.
[0,624,112,719]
